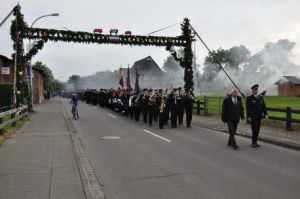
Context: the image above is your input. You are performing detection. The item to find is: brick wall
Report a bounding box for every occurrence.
[33,69,44,104]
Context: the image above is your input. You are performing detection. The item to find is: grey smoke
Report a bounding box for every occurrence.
[198,39,300,95]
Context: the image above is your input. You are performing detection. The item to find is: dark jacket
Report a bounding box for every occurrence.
[222,95,245,123]
[246,94,267,119]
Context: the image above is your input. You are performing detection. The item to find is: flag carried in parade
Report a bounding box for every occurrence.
[126,65,131,89]
[134,66,140,93]
[119,66,124,88]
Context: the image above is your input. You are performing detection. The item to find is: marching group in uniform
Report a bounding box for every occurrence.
[72,83,267,150]
[77,87,195,129]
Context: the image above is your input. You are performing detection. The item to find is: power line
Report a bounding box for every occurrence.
[0,5,17,28]
[147,23,179,35]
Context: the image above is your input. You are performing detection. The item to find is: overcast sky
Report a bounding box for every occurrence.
[1,0,300,81]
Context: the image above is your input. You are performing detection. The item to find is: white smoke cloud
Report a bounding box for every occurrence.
[198,39,300,96]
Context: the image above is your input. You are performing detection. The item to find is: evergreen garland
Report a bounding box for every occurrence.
[167,18,194,91]
[10,5,194,103]
[23,27,186,47]
[10,5,27,106]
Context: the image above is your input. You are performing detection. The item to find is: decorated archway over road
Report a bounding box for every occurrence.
[10,5,194,106]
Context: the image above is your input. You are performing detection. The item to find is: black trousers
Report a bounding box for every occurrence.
[164,106,169,125]
[142,106,148,123]
[170,107,177,127]
[251,118,261,145]
[159,112,164,129]
[129,107,134,119]
[134,106,140,121]
[185,107,193,127]
[227,122,238,146]
[177,106,184,125]
[148,105,155,126]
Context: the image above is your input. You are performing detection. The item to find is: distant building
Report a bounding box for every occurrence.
[0,55,15,84]
[274,76,300,97]
[130,56,164,88]
[0,54,45,103]
[32,66,45,104]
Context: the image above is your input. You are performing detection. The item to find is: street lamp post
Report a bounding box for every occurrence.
[28,13,59,111]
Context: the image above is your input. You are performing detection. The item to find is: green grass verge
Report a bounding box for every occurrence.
[1,118,27,134]
[194,96,300,120]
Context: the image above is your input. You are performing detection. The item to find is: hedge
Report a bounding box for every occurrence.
[0,83,13,109]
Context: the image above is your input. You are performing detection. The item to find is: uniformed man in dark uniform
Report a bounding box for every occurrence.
[246,84,268,148]
[141,89,149,123]
[176,87,185,125]
[168,88,178,128]
[148,89,156,126]
[164,89,170,125]
[183,89,195,128]
[156,89,166,129]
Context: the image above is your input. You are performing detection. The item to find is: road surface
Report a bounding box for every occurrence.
[65,99,300,199]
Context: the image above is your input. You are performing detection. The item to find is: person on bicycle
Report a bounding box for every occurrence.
[70,93,79,119]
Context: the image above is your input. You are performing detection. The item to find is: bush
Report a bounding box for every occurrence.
[0,83,13,109]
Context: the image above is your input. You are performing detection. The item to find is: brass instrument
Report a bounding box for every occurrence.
[134,94,141,106]
[159,94,166,113]
[148,93,157,106]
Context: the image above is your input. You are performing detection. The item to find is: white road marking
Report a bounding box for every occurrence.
[107,113,117,119]
[143,129,172,143]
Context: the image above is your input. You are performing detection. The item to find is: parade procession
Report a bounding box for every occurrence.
[76,86,195,129]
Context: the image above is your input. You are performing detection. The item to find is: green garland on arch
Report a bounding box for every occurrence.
[11,5,194,102]
[166,18,194,92]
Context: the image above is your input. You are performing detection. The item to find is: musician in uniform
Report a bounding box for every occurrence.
[156,89,166,129]
[176,87,185,125]
[183,89,194,128]
[168,88,178,128]
[246,84,268,148]
[141,88,149,123]
[164,89,170,125]
[148,89,156,126]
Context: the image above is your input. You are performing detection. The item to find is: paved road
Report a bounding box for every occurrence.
[65,99,300,199]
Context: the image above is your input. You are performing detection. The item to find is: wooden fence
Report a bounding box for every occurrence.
[0,106,28,132]
[193,98,300,131]
[267,107,300,131]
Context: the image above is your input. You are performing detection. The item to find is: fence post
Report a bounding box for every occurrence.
[0,117,3,134]
[204,96,208,116]
[11,112,16,127]
[286,107,292,131]
[197,100,200,115]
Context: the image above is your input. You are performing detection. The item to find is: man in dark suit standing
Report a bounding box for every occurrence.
[222,88,245,149]
[246,84,268,148]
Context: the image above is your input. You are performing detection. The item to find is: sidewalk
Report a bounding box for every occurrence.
[192,114,300,150]
[0,99,85,199]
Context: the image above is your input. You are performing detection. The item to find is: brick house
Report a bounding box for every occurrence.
[0,54,45,103]
[0,55,15,84]
[32,66,45,104]
[274,76,300,97]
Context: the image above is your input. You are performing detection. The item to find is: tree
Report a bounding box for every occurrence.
[163,53,183,72]
[32,61,55,93]
[202,48,229,80]
[227,45,251,70]
[53,79,66,94]
[67,75,81,90]
[202,45,251,80]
